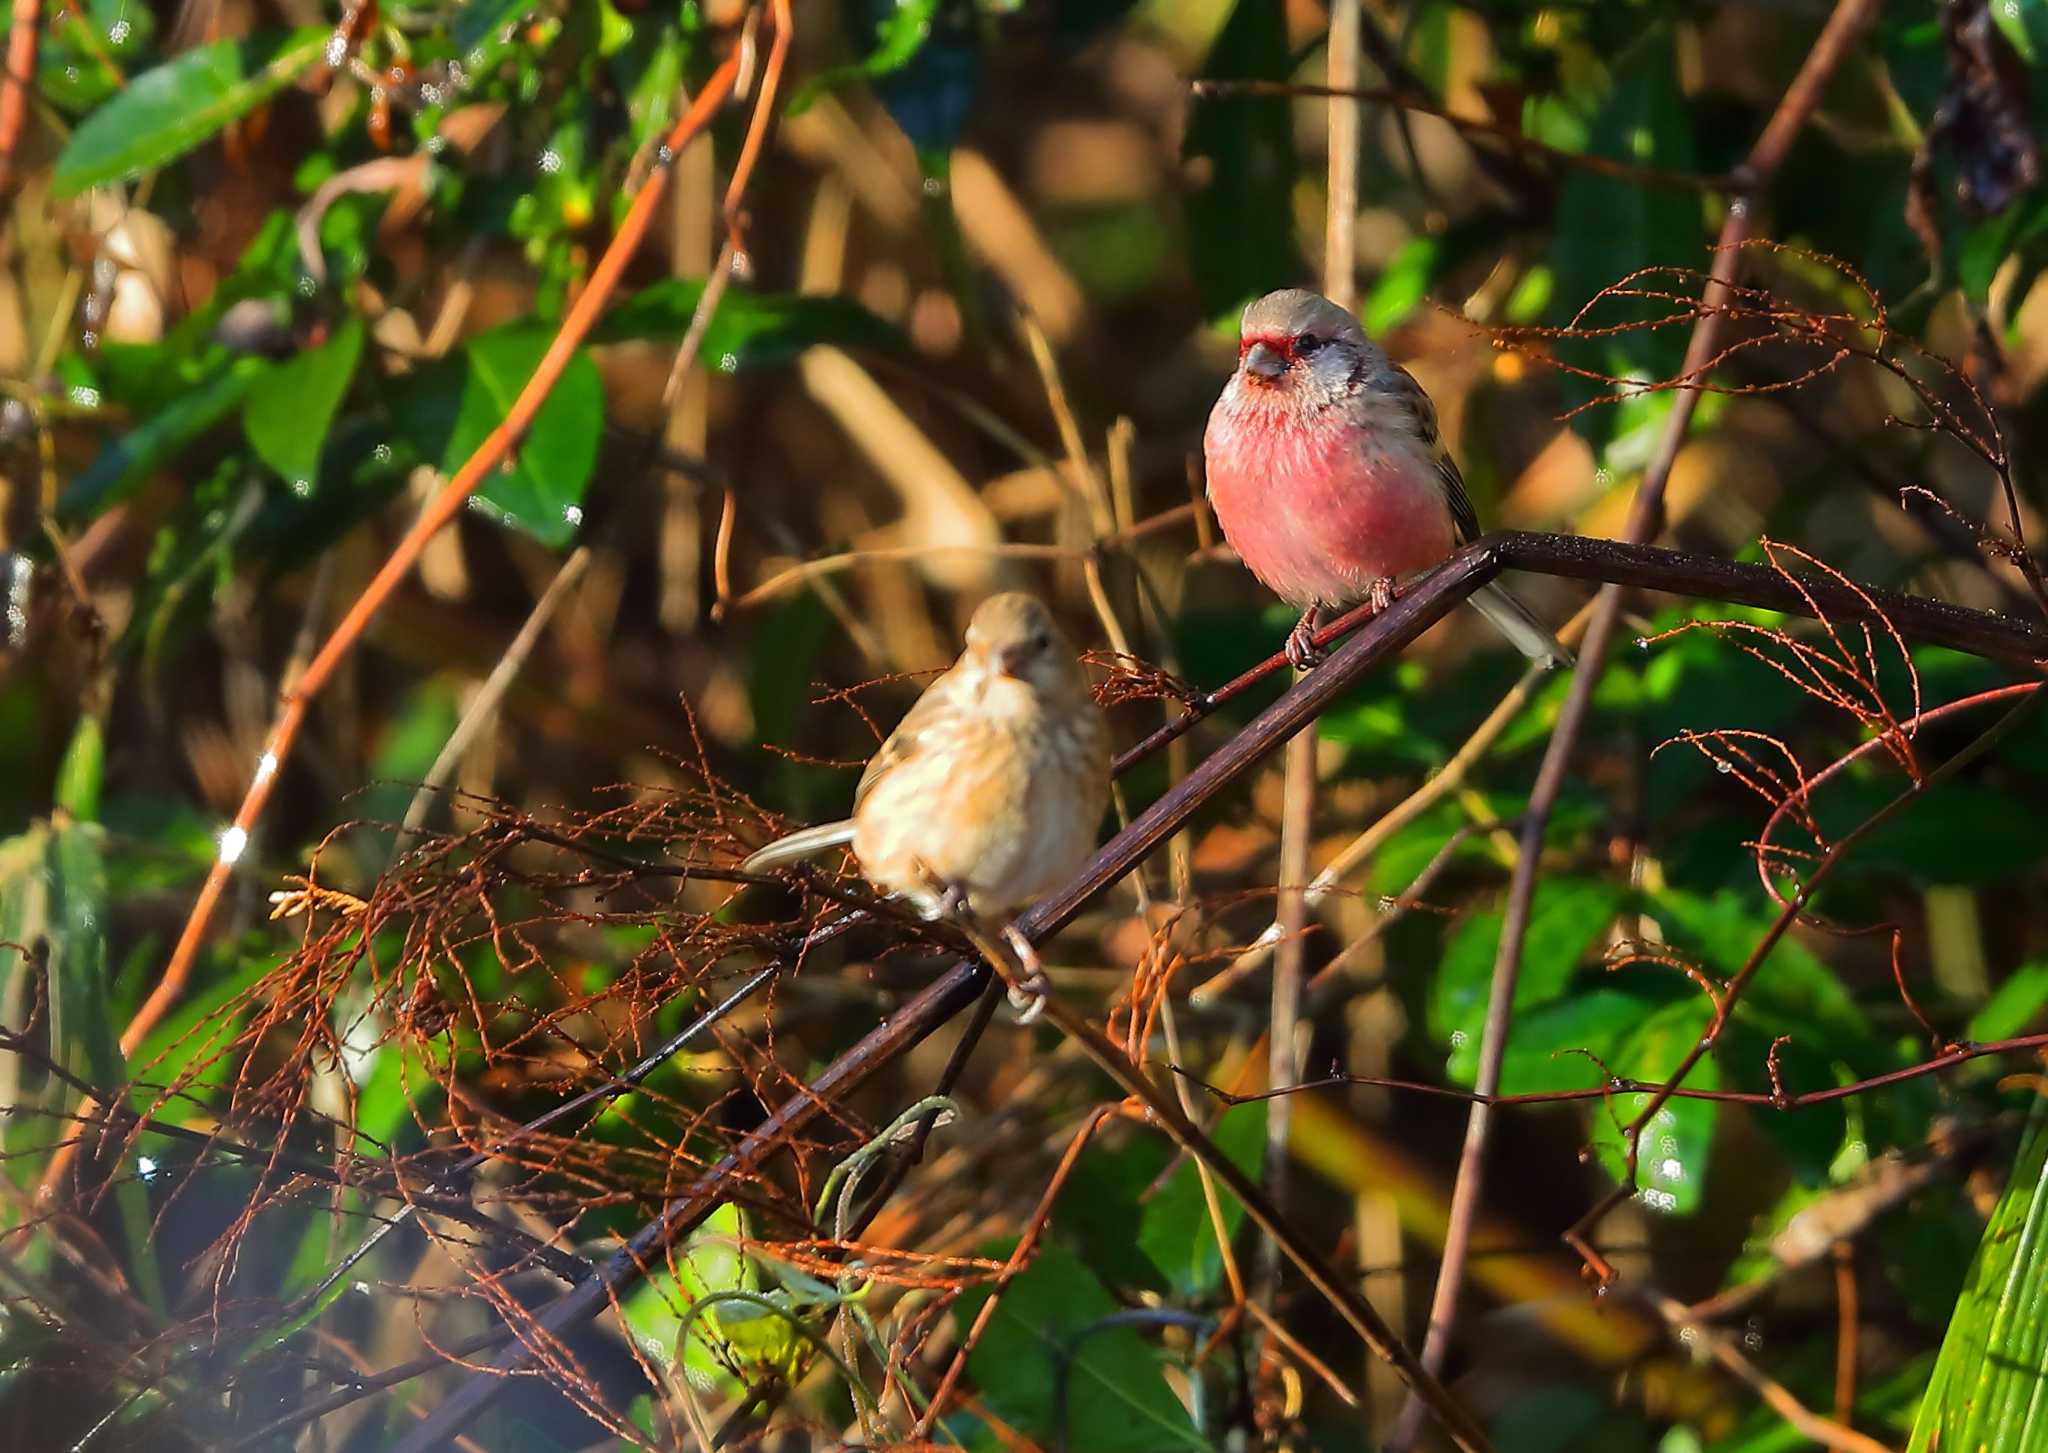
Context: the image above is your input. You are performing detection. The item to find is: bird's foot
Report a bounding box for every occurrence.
[1367,577,1397,615]
[1284,609,1327,672]
[1000,923,1051,1025]
[914,865,971,923]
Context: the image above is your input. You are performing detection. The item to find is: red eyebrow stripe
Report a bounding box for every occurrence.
[1238,332,1300,357]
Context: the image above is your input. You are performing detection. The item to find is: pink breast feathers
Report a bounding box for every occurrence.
[1204,399,1457,610]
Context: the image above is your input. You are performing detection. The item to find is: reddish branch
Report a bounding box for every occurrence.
[125,37,757,1067]
[0,0,38,196]
[1187,1029,2048,1114]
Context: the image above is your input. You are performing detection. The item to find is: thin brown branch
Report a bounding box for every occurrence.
[1178,1029,2048,1113]
[347,524,2034,1448]
[398,545,594,845]
[1188,79,1730,195]
[1391,1,1888,1442]
[134,42,751,1069]
[1647,1290,1894,1453]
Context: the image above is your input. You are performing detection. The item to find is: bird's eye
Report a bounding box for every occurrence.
[1031,632,1052,651]
[1294,336,1326,358]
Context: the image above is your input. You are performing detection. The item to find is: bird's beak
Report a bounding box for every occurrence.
[1242,340,1287,381]
[997,644,1033,680]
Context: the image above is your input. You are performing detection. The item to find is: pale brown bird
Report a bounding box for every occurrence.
[741,594,1111,945]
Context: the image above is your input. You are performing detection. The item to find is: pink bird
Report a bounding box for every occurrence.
[1204,288,1570,670]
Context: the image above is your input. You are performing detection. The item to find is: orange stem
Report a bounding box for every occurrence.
[117,46,747,1066]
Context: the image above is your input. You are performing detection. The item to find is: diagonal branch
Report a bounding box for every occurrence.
[357,525,2036,1450]
[128,25,770,1067]
[1390,2,1894,1442]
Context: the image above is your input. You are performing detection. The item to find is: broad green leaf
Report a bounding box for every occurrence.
[1136,1101,1266,1298]
[620,22,686,156]
[53,714,103,822]
[53,27,328,195]
[26,0,156,113]
[1908,1094,2048,1452]
[1546,23,1700,457]
[1182,0,1299,319]
[0,822,163,1306]
[1429,877,1629,1046]
[129,950,278,1106]
[242,317,364,490]
[1060,1132,1174,1293]
[1447,986,1652,1092]
[1652,889,1881,1064]
[1589,998,1719,1216]
[1717,1018,1849,1184]
[619,1203,760,1395]
[1970,963,2048,1043]
[1845,779,2048,886]
[788,0,941,114]
[956,1243,1204,1453]
[1363,237,1441,337]
[61,356,272,517]
[392,323,602,548]
[463,330,602,547]
[595,281,903,368]
[453,0,534,56]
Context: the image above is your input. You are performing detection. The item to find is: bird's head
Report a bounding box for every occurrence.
[1230,288,1377,410]
[963,592,1086,696]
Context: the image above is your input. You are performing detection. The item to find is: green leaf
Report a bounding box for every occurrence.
[1844,779,2048,886]
[1448,986,1650,1092]
[620,22,687,156]
[619,1202,757,1394]
[1060,1132,1174,1293]
[61,356,273,518]
[453,0,534,56]
[243,317,364,490]
[1362,237,1441,336]
[1589,998,1719,1216]
[788,0,941,114]
[52,27,329,195]
[1908,1095,2048,1452]
[955,1243,1204,1453]
[392,323,603,548]
[129,951,278,1104]
[1970,963,2048,1043]
[39,825,123,1107]
[1136,1101,1266,1298]
[1718,1017,1849,1185]
[1429,877,1629,1046]
[53,715,104,822]
[1182,0,1299,319]
[1653,889,1881,1065]
[0,823,162,1305]
[596,280,903,368]
[1546,23,1701,457]
[28,0,157,113]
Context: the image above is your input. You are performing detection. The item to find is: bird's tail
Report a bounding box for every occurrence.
[740,820,856,874]
[1470,581,1573,668]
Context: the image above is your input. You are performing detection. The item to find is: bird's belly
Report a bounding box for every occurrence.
[851,722,1098,918]
[1207,412,1456,609]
